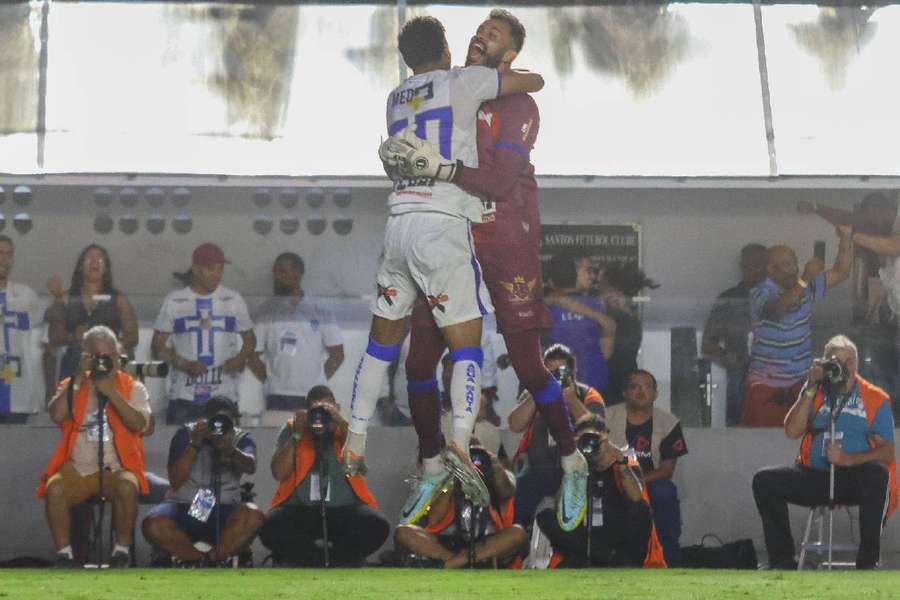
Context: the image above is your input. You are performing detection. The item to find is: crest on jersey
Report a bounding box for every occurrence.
[521,118,534,142]
[426,293,449,313]
[500,276,537,302]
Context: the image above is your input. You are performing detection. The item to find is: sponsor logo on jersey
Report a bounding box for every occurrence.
[521,118,534,142]
[426,293,449,313]
[377,284,398,306]
[500,275,537,303]
[477,109,493,127]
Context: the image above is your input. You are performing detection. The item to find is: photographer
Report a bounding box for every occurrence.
[606,370,687,566]
[536,418,665,568]
[395,439,526,568]
[142,396,263,565]
[38,325,152,567]
[259,385,389,567]
[508,344,604,527]
[752,335,897,570]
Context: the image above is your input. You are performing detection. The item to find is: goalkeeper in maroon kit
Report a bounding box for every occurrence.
[380,9,588,532]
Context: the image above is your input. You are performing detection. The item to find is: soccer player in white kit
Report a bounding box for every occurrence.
[345,16,543,505]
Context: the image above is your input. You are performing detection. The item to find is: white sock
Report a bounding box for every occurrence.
[113,543,130,556]
[57,545,73,558]
[423,455,444,476]
[560,449,587,473]
[347,340,398,455]
[450,355,481,452]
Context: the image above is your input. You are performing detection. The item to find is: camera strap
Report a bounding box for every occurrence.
[66,377,75,420]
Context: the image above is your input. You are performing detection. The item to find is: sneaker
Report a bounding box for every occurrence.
[399,467,452,525]
[108,550,131,568]
[54,553,75,569]
[341,448,368,477]
[441,442,489,507]
[557,460,588,532]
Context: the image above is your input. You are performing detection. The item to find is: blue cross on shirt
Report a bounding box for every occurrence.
[172,297,236,366]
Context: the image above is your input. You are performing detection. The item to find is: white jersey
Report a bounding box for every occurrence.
[0,283,42,413]
[253,296,343,398]
[154,286,252,403]
[385,65,500,222]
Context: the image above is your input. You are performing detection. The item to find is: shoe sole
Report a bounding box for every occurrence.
[441,447,489,507]
[399,472,452,525]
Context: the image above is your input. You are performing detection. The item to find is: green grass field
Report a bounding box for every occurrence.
[2,569,900,599]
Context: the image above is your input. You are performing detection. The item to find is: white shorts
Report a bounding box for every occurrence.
[372,212,494,328]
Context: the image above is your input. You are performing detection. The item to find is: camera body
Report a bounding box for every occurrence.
[552,365,572,387]
[90,354,116,380]
[577,431,603,458]
[469,447,493,481]
[208,413,234,438]
[308,404,332,436]
[821,358,847,386]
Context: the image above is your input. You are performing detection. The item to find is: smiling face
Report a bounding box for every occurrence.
[466,18,517,68]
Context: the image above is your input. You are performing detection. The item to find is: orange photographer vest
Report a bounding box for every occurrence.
[270,418,377,510]
[796,375,898,520]
[37,371,148,497]
[548,470,666,569]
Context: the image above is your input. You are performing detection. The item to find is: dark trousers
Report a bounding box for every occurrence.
[514,465,562,526]
[536,501,651,567]
[647,479,682,566]
[725,368,746,427]
[752,463,889,568]
[259,503,389,567]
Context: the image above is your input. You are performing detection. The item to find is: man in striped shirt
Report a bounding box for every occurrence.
[742,228,852,427]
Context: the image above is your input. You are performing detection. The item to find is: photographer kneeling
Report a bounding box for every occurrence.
[142,396,263,565]
[536,417,665,568]
[260,385,389,567]
[395,439,526,568]
[39,325,153,567]
[752,335,897,570]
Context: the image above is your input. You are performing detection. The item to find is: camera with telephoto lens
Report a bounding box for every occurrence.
[208,413,234,438]
[90,354,116,380]
[120,355,169,378]
[308,404,332,436]
[577,431,603,458]
[820,358,847,385]
[469,447,493,481]
[552,365,572,387]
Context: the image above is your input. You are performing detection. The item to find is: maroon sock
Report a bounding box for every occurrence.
[406,307,447,459]
[408,384,443,458]
[504,328,576,456]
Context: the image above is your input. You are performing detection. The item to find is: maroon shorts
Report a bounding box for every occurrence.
[476,240,553,334]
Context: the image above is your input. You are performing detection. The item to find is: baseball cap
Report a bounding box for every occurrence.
[192,242,229,266]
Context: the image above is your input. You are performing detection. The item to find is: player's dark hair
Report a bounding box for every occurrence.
[398,16,446,70]
[603,263,659,297]
[489,9,526,53]
[544,343,576,371]
[627,369,658,390]
[275,252,304,274]
[740,243,767,265]
[70,244,116,296]
[0,235,13,249]
[547,253,577,289]
[307,384,335,405]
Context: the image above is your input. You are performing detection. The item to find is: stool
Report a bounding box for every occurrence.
[797,505,859,570]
